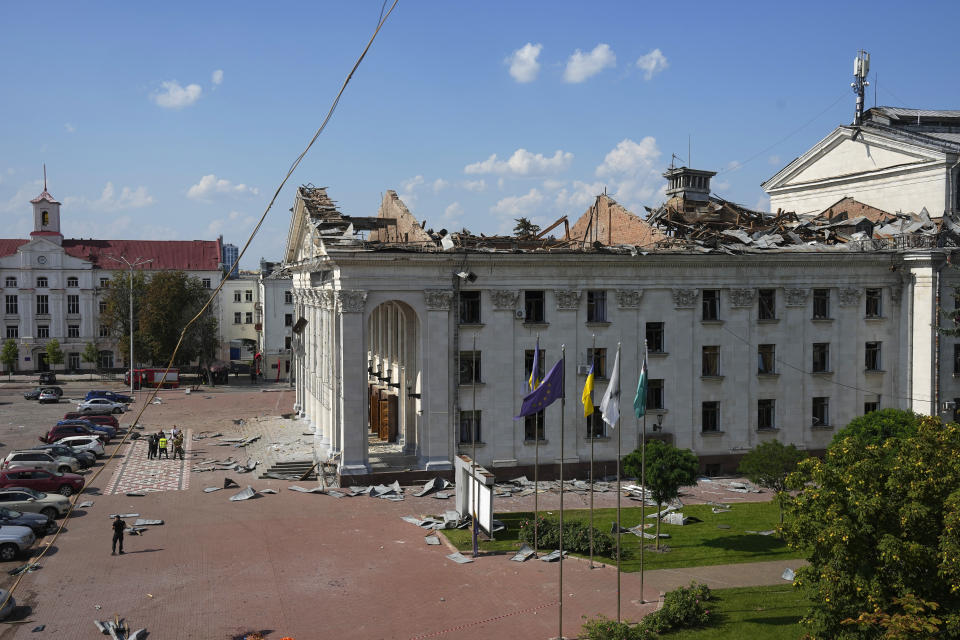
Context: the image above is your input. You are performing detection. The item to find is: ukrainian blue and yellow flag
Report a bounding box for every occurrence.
[581,364,595,417]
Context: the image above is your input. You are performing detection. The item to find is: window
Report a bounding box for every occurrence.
[36,295,49,315]
[587,347,607,379]
[5,325,17,339]
[459,350,481,384]
[459,410,481,444]
[459,291,481,324]
[98,300,107,313]
[284,290,293,304]
[244,312,253,324]
[864,401,879,414]
[646,322,664,353]
[813,288,830,319]
[67,325,80,338]
[702,401,720,432]
[586,407,605,438]
[36,277,48,288]
[758,399,775,430]
[67,294,80,314]
[865,341,882,370]
[99,324,110,338]
[757,344,776,374]
[955,344,960,375]
[67,277,78,288]
[524,290,545,323]
[524,349,545,387]
[284,314,293,327]
[37,325,49,338]
[812,397,830,426]
[202,278,211,289]
[702,345,720,376]
[702,289,720,321]
[233,291,242,303]
[586,290,607,322]
[284,336,292,350]
[4,277,15,288]
[234,312,242,324]
[4,295,17,314]
[245,290,253,302]
[647,379,664,411]
[524,410,545,441]
[68,352,80,369]
[99,277,109,288]
[758,289,776,320]
[865,288,882,318]
[812,343,830,373]
[98,350,114,368]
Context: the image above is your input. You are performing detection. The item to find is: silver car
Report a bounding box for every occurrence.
[2,451,78,474]
[0,525,36,561]
[76,398,126,415]
[58,435,106,458]
[0,488,70,519]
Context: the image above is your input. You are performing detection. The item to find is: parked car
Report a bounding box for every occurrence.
[38,372,58,385]
[40,424,108,445]
[1,451,78,474]
[0,588,15,620]
[76,398,126,415]
[23,386,63,400]
[57,435,105,459]
[62,412,120,428]
[57,419,115,439]
[0,487,70,519]
[0,469,84,497]
[33,443,95,468]
[38,389,61,404]
[85,390,134,404]
[0,507,54,536]
[0,526,36,561]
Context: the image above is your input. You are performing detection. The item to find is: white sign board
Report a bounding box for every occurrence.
[454,455,495,537]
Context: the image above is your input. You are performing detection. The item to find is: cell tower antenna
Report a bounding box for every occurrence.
[852,49,870,126]
[43,163,47,191]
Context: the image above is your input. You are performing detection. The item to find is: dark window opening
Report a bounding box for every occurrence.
[813,288,830,319]
[524,410,545,441]
[646,322,664,353]
[702,401,720,432]
[459,350,481,384]
[702,345,720,376]
[459,291,481,324]
[758,289,776,320]
[524,291,545,323]
[586,290,607,322]
[702,289,719,321]
[758,399,775,429]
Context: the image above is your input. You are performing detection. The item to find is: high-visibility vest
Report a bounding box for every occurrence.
[158,438,167,449]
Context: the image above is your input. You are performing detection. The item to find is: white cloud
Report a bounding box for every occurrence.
[507,43,542,83]
[211,69,224,86]
[187,174,259,199]
[151,80,203,109]
[713,180,731,192]
[491,188,544,217]
[555,180,605,210]
[596,137,661,177]
[432,178,448,193]
[768,155,781,165]
[64,123,76,133]
[635,49,668,81]
[442,202,464,227]
[461,179,487,192]
[207,210,256,237]
[0,180,43,213]
[64,182,155,212]
[563,43,615,83]
[542,179,566,192]
[725,160,742,172]
[754,196,770,212]
[398,175,424,204]
[465,149,573,176]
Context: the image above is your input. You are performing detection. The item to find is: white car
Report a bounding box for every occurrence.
[76,398,126,415]
[0,488,70,519]
[0,525,36,562]
[58,435,105,458]
[2,451,78,474]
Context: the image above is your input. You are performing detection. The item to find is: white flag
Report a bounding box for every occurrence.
[600,348,621,427]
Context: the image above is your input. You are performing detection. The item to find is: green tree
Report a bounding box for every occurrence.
[623,440,699,549]
[1,339,17,380]
[737,440,805,525]
[783,412,960,639]
[513,217,541,238]
[98,270,149,366]
[81,342,99,380]
[138,271,219,367]
[45,338,64,371]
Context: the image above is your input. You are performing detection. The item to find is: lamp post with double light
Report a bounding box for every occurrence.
[105,256,153,397]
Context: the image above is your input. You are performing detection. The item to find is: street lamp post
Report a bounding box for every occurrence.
[106,256,153,396]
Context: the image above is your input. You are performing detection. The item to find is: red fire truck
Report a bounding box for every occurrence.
[124,368,180,389]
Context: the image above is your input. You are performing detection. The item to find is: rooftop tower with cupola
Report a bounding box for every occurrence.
[30,166,62,245]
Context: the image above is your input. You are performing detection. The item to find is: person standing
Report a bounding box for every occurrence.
[147,432,158,460]
[173,431,185,461]
[112,515,125,555]
[157,431,169,459]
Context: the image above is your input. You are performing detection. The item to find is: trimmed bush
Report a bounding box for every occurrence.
[518,515,627,559]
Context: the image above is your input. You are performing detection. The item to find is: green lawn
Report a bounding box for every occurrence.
[664,585,807,639]
[443,501,805,571]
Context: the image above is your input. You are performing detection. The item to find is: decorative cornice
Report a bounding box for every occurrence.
[784,288,809,307]
[490,289,520,311]
[424,289,454,311]
[319,289,335,310]
[838,287,862,307]
[672,288,698,308]
[554,289,581,310]
[615,289,643,309]
[337,289,367,313]
[728,288,756,308]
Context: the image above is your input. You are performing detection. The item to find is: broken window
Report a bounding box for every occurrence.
[587,347,607,379]
[864,401,879,414]
[646,322,664,353]
[586,407,604,438]
[757,344,776,374]
[865,288,882,318]
[459,350,481,384]
[812,397,830,426]
[459,291,481,324]
[586,290,607,322]
[647,379,664,410]
[702,345,720,377]
[524,349,545,387]
[758,399,775,430]
[524,410,545,441]
[813,288,830,319]
[702,289,720,321]
[812,343,830,373]
[459,410,481,444]
[702,401,720,432]
[865,341,882,370]
[524,290,545,323]
[758,289,776,320]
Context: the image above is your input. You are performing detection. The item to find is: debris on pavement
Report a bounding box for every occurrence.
[414,477,451,497]
[260,488,278,494]
[133,519,163,526]
[424,535,440,546]
[782,568,795,581]
[223,478,239,489]
[446,552,473,564]
[229,486,258,501]
[203,487,222,493]
[288,485,325,494]
[540,550,567,562]
[511,544,536,562]
[108,514,139,519]
[78,501,94,508]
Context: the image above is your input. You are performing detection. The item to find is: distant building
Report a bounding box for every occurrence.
[216,275,259,364]
[257,259,293,381]
[222,241,239,279]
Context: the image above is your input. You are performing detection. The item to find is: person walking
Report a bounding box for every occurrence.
[157,431,169,459]
[112,515,125,555]
[173,431,185,461]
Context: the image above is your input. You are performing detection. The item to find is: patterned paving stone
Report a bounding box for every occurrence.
[104,429,192,494]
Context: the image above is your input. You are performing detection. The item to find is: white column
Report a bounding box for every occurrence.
[337,290,369,475]
[904,253,943,415]
[421,290,454,471]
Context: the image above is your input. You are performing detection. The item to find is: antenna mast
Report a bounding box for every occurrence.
[852,49,870,126]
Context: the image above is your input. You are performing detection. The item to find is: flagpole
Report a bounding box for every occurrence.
[589,334,596,569]
[558,344,565,640]
[471,334,479,558]
[616,342,622,622]
[534,334,540,556]
[640,339,648,605]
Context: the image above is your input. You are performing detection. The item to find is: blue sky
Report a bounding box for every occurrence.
[2,1,959,267]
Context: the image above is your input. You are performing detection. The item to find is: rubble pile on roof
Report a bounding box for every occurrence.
[300,184,396,247]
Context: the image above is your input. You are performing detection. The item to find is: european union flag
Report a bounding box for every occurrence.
[515,358,564,419]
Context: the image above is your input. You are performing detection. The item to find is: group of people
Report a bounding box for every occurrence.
[146,426,185,460]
